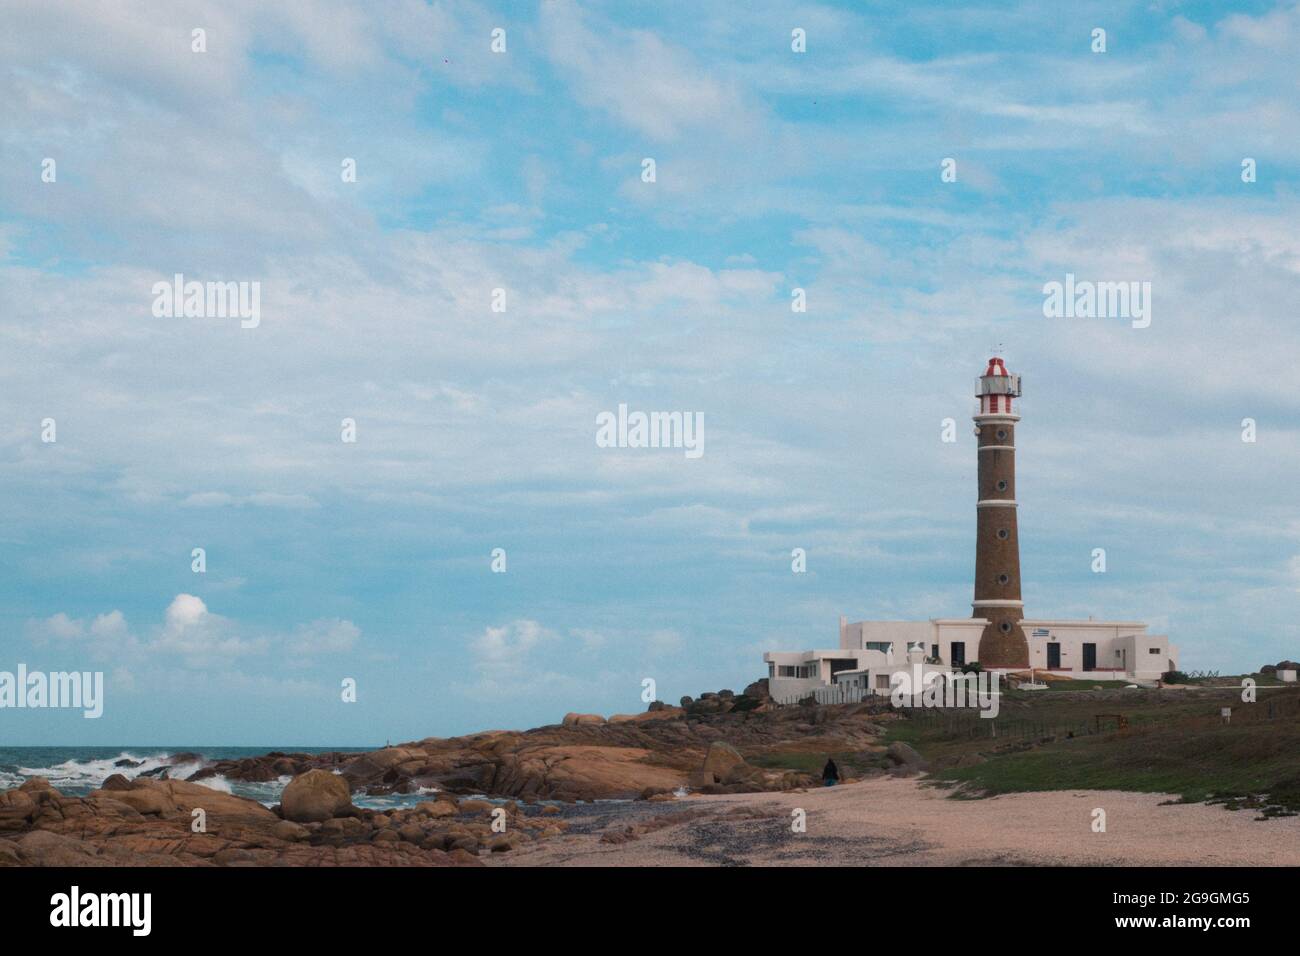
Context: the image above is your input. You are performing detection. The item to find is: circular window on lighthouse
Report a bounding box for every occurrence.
[997,528,1009,540]
[996,429,1007,440]
[999,622,1012,633]
[997,574,1010,585]
[996,480,1007,491]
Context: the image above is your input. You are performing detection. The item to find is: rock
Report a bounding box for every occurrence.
[561,713,606,727]
[743,678,770,700]
[272,820,309,842]
[416,800,456,819]
[0,791,36,831]
[397,825,425,844]
[17,777,54,793]
[15,829,97,865]
[87,786,175,816]
[701,741,745,780]
[885,742,928,770]
[457,799,493,814]
[213,848,254,865]
[281,770,353,823]
[491,745,688,801]
[680,696,694,708]
[100,773,133,791]
[540,805,561,816]
[687,769,716,789]
[371,829,400,843]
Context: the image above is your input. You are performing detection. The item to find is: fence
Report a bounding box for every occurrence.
[771,683,874,707]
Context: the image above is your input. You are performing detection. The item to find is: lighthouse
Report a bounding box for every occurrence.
[972,357,1029,668]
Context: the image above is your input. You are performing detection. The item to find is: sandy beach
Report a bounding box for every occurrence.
[492,777,1300,867]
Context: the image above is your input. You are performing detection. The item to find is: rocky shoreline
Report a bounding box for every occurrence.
[0,683,909,867]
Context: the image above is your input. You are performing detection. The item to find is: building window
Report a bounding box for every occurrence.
[951,642,966,666]
[996,429,1007,440]
[996,480,1007,491]
[1148,647,1161,654]
[997,528,1009,539]
[997,573,1010,585]
[865,642,892,653]
[999,621,1012,633]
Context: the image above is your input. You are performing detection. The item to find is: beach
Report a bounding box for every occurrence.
[491,776,1300,867]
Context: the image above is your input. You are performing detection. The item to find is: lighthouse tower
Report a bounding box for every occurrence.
[972,357,1029,668]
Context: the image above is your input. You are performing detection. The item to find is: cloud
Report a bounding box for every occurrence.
[23,595,361,675]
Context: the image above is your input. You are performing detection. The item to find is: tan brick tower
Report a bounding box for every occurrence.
[972,357,1029,667]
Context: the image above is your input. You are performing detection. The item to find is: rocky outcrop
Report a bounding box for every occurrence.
[0,779,570,867]
[172,692,886,804]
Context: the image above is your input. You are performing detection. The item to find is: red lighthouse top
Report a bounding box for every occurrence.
[976,356,1021,415]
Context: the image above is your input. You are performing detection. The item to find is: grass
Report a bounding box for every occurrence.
[748,750,864,776]
[891,685,1300,817]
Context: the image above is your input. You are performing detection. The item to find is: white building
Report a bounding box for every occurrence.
[764,616,1178,704]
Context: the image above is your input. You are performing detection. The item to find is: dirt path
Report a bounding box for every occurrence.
[492,777,1300,866]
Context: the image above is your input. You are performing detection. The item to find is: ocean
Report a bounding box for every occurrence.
[0,746,444,811]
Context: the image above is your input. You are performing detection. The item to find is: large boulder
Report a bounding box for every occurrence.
[281,770,353,823]
[701,742,745,780]
[885,741,928,770]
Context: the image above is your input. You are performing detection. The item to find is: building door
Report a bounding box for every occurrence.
[951,642,965,666]
[1083,643,1097,672]
[1047,642,1061,669]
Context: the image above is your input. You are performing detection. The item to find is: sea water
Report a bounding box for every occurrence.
[0,745,443,810]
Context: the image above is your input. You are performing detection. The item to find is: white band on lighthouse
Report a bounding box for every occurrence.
[976,500,1018,508]
[973,600,1024,608]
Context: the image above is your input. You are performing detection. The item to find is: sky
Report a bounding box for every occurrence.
[2,0,1299,746]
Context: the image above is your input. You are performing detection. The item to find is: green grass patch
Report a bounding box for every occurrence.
[889,686,1300,817]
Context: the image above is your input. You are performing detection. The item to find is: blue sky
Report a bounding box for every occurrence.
[2,0,1299,745]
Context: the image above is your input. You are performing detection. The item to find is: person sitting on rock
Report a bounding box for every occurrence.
[821,758,839,787]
